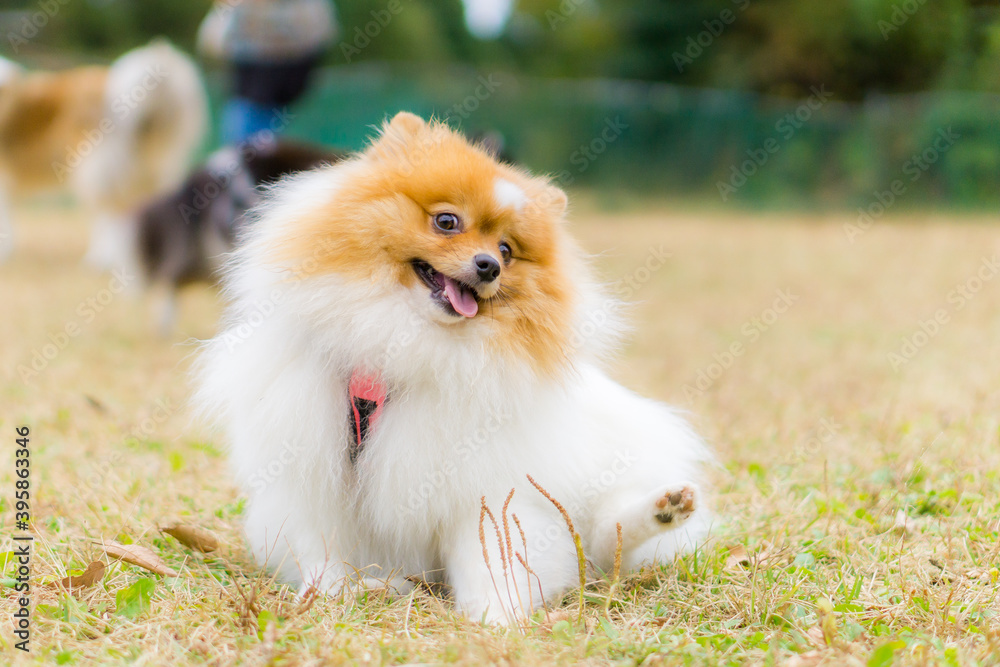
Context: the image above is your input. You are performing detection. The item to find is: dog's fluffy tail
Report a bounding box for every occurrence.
[75,39,208,213]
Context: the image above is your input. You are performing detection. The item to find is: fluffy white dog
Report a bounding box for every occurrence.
[196,113,711,623]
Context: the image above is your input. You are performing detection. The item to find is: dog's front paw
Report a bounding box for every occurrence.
[653,486,697,525]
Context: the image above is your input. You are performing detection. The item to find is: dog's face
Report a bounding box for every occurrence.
[270,112,580,374]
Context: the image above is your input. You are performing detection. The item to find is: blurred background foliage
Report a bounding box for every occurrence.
[3,0,1000,207]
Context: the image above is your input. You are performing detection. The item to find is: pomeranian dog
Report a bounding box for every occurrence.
[137,137,341,334]
[0,40,207,267]
[196,112,711,623]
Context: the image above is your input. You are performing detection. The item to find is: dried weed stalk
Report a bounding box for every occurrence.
[526,474,587,622]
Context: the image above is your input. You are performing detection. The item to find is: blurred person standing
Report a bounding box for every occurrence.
[197,0,337,144]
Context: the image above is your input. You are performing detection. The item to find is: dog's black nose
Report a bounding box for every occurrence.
[474,254,501,283]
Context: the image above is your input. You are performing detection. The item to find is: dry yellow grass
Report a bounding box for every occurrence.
[1,201,998,665]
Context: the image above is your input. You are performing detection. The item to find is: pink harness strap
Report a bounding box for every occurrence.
[348,369,387,464]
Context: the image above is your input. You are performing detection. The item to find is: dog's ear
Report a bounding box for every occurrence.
[525,183,567,220]
[386,112,426,138]
[372,112,429,164]
[543,185,568,218]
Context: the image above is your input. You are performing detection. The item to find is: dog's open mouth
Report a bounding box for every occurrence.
[412,260,480,318]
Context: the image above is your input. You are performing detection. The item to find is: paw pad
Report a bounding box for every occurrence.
[654,486,696,524]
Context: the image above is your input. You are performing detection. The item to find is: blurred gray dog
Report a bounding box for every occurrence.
[136,137,340,334]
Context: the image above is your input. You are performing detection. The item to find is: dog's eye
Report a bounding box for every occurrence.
[499,241,512,264]
[433,212,461,233]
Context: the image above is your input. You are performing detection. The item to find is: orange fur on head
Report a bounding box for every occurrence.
[273,112,580,376]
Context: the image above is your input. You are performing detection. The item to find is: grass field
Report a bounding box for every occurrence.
[1,202,999,665]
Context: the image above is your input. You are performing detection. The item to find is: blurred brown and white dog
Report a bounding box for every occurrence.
[0,40,207,267]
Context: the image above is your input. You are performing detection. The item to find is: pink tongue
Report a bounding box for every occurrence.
[443,276,479,317]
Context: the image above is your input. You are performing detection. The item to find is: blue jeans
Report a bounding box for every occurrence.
[222,98,279,145]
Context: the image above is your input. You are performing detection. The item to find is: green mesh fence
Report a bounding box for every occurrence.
[208,64,1000,208]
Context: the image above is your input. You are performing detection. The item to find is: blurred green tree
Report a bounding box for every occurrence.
[1,0,999,98]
